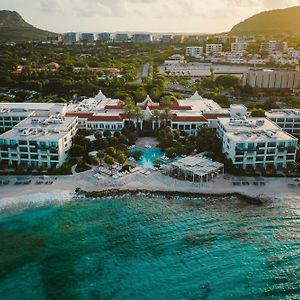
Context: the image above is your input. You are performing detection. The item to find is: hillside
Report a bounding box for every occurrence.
[0,10,59,42]
[230,6,300,36]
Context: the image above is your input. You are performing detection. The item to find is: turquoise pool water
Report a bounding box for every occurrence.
[0,194,299,299]
[134,147,164,169]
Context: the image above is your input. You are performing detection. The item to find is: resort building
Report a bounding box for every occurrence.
[0,103,67,133]
[206,44,223,54]
[242,69,300,89]
[165,154,224,183]
[186,47,204,58]
[66,91,231,135]
[266,109,300,137]
[217,116,298,170]
[0,115,78,168]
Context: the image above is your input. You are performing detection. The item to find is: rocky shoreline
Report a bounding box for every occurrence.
[75,188,265,205]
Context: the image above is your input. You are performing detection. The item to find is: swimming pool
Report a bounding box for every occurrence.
[134,147,164,169]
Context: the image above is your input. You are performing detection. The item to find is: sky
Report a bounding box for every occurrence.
[1,0,300,33]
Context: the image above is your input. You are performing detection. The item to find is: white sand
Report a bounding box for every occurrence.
[1,169,300,213]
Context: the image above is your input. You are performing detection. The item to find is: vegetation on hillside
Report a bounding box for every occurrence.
[230,6,300,36]
[0,10,59,42]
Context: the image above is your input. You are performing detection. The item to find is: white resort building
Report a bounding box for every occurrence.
[0,115,78,168]
[266,109,300,137]
[217,116,298,170]
[0,103,67,133]
[66,90,230,135]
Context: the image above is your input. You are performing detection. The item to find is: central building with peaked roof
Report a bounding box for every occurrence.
[66,90,232,135]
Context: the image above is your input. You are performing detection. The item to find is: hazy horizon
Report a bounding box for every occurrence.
[1,0,300,34]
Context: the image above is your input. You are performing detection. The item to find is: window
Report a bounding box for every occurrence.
[49,141,58,148]
[248,143,255,150]
[287,155,295,160]
[19,147,28,152]
[0,139,7,146]
[267,149,276,154]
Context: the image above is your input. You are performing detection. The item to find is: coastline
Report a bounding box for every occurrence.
[1,168,300,213]
[75,188,265,205]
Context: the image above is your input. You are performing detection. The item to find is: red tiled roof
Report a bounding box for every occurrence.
[202,113,230,119]
[137,100,192,111]
[66,112,93,118]
[67,112,126,122]
[87,115,124,122]
[105,100,125,110]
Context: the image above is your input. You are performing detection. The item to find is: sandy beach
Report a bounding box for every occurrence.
[1,166,300,213]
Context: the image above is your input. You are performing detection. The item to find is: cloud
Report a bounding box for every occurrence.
[37,0,203,19]
[227,0,299,9]
[2,0,298,33]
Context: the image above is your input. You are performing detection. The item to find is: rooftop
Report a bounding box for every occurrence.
[67,90,124,113]
[266,109,300,118]
[219,117,297,142]
[0,115,77,141]
[171,154,224,177]
[0,102,67,116]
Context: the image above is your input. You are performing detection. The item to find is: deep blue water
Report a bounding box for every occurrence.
[0,194,299,300]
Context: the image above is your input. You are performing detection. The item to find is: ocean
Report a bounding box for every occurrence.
[0,193,299,299]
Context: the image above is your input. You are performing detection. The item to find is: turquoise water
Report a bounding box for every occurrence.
[134,147,164,169]
[0,194,299,299]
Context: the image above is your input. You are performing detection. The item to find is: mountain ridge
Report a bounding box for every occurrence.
[0,10,59,42]
[230,6,300,36]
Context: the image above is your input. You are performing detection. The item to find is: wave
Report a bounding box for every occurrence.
[0,190,75,214]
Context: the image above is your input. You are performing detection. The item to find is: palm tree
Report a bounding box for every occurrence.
[152,109,161,131]
[124,100,135,127]
[160,109,172,127]
[134,107,143,130]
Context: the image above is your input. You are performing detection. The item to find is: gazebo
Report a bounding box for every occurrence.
[167,154,224,183]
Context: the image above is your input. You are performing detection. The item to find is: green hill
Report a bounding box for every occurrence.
[0,10,60,42]
[230,6,300,36]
